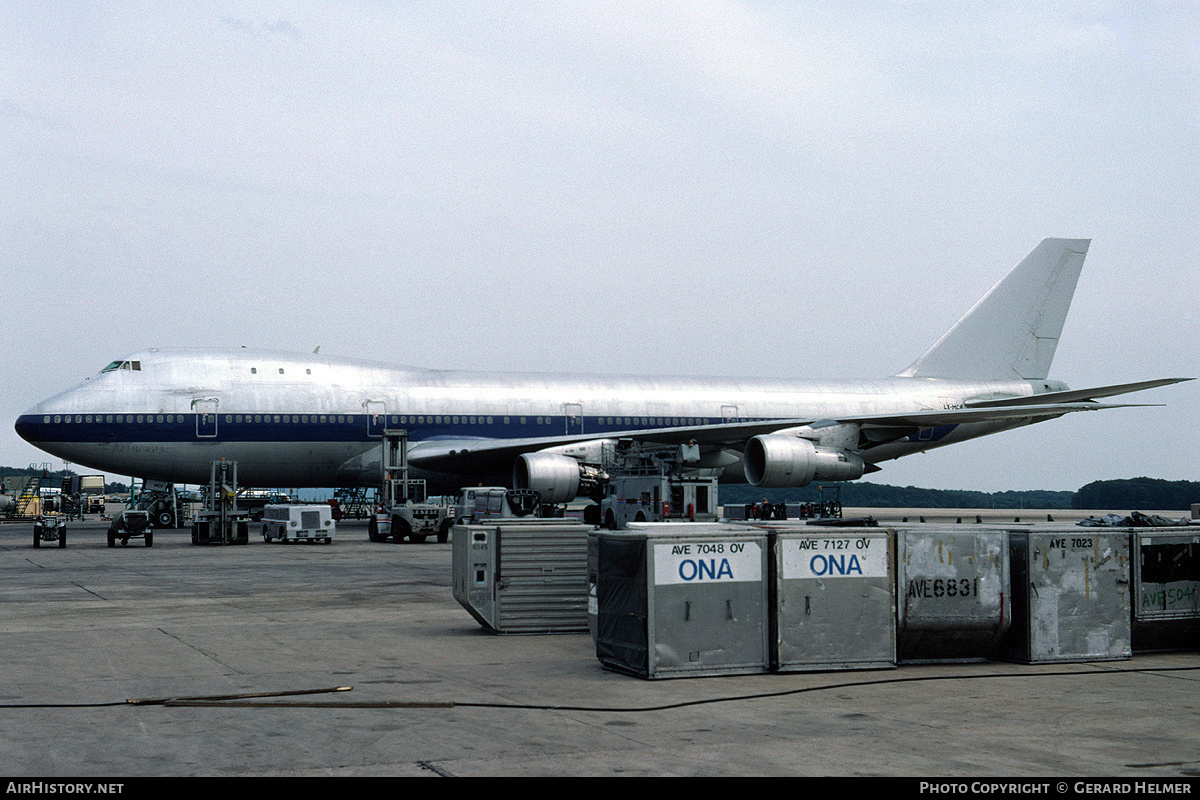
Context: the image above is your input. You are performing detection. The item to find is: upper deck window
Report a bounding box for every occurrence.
[100,360,141,373]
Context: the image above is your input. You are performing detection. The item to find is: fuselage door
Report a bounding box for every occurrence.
[564,403,583,436]
[193,398,218,438]
[365,400,386,437]
[722,404,739,423]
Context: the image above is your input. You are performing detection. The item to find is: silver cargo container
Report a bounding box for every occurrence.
[594,523,770,679]
[1131,531,1199,652]
[895,528,1011,662]
[1003,529,1132,663]
[587,529,601,640]
[769,527,896,672]
[451,521,591,634]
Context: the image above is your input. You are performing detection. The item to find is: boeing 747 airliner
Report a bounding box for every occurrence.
[15,239,1189,500]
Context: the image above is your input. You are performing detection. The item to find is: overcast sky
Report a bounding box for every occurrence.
[3,1,1196,493]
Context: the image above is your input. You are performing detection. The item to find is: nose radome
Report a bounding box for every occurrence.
[15,409,43,446]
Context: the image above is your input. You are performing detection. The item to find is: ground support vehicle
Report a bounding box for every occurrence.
[191,460,249,545]
[108,509,153,547]
[58,475,105,521]
[599,440,721,530]
[33,515,66,548]
[368,430,451,544]
[368,478,451,543]
[332,487,372,519]
[58,493,83,521]
[1,472,44,520]
[240,491,295,522]
[135,480,190,529]
[262,504,335,544]
[452,486,542,525]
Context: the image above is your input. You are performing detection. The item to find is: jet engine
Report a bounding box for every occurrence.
[742,434,865,488]
[513,452,607,504]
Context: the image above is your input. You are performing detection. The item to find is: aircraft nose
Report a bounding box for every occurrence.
[15,392,70,448]
[15,384,89,449]
[15,408,46,446]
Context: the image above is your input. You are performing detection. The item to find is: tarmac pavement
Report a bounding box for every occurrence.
[0,517,1196,780]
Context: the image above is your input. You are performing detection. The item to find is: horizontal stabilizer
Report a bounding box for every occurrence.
[966,378,1193,408]
[837,401,1153,429]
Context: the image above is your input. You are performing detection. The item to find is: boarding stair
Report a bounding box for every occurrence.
[334,487,373,520]
[14,464,52,518]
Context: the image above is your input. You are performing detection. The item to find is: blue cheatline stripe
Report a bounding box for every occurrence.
[16,412,742,445]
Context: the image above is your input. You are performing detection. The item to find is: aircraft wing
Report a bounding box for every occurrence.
[405,418,819,474]
[405,387,1184,474]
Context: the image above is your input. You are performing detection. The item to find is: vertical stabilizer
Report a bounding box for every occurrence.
[898,238,1090,381]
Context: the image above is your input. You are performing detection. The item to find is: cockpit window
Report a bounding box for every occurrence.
[100,360,141,373]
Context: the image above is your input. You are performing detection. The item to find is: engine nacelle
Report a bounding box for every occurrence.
[513,452,583,505]
[743,434,865,488]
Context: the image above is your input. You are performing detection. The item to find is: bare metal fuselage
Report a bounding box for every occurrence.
[16,348,1046,489]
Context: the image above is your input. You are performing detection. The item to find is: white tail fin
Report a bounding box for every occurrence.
[898,238,1090,381]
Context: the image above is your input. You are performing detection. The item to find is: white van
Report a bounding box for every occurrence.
[262,504,335,544]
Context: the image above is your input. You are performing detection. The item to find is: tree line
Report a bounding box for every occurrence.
[721,477,1200,511]
[1071,478,1200,511]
